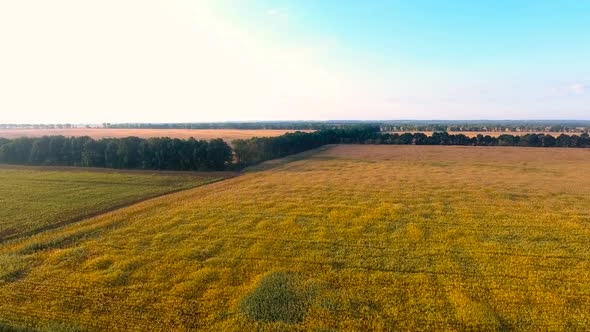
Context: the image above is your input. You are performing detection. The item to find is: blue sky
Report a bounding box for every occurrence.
[0,0,588,123]
[222,1,590,69]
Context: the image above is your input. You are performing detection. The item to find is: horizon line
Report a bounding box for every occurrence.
[2,119,590,126]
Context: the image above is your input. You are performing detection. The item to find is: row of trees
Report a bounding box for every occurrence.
[0,136,232,171]
[379,120,590,133]
[0,123,79,129]
[102,122,349,130]
[103,120,590,132]
[4,121,589,132]
[375,132,590,147]
[232,126,386,164]
[1,129,589,170]
[233,129,590,165]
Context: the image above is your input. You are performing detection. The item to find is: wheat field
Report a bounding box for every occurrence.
[1,145,590,331]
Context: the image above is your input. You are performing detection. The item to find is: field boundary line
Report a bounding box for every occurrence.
[0,176,229,244]
[0,163,240,177]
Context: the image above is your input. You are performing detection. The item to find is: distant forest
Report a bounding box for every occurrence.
[1,120,589,133]
[1,126,589,171]
[103,120,590,132]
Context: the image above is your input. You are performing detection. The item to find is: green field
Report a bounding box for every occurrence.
[0,167,222,242]
[1,145,590,331]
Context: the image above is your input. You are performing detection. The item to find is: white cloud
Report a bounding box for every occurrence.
[568,83,585,94]
[266,7,289,20]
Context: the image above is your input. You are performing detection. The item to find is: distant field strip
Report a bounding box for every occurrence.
[1,146,590,331]
[0,128,314,142]
[0,167,222,242]
[385,130,575,137]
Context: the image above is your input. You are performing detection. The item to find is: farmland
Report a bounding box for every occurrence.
[385,131,571,137]
[1,145,590,331]
[0,167,224,242]
[0,128,575,142]
[0,129,313,143]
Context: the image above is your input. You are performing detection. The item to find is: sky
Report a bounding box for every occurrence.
[0,0,589,123]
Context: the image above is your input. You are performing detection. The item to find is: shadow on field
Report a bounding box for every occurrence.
[243,145,335,173]
[240,271,330,324]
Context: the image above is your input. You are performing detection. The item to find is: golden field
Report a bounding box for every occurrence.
[0,129,313,142]
[1,145,590,331]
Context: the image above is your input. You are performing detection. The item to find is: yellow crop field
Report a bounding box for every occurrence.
[1,145,590,331]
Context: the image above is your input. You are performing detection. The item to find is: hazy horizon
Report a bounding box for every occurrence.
[3,119,590,126]
[1,1,589,123]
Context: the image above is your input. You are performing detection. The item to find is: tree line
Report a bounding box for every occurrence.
[102,122,349,130]
[0,123,77,129]
[4,120,589,132]
[377,132,590,147]
[232,128,590,165]
[378,120,590,133]
[232,129,590,165]
[232,126,381,164]
[1,129,589,171]
[101,120,590,132]
[0,136,232,171]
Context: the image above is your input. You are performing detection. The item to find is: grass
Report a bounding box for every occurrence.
[0,167,222,242]
[1,145,590,331]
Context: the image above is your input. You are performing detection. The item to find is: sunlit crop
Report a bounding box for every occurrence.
[1,145,589,331]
